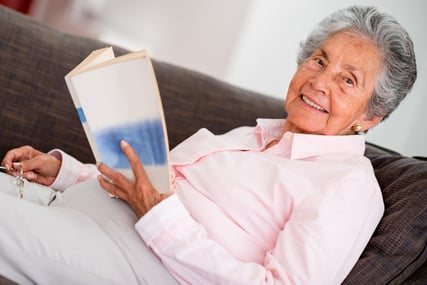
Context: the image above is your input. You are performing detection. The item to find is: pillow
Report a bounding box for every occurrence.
[343,144,427,284]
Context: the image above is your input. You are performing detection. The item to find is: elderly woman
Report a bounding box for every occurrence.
[0,5,417,285]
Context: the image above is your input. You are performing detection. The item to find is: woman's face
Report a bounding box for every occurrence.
[284,31,383,135]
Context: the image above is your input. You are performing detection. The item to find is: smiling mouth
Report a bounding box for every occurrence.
[301,95,328,113]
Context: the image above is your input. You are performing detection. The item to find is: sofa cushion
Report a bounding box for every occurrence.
[343,144,427,284]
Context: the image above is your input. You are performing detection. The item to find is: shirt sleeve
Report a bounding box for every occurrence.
[135,194,269,284]
[136,172,384,285]
[48,149,99,192]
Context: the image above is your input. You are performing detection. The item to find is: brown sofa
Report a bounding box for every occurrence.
[0,5,426,285]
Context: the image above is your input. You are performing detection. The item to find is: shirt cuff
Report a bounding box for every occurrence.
[48,149,83,192]
[136,194,189,245]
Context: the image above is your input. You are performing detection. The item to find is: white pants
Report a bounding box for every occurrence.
[0,172,178,285]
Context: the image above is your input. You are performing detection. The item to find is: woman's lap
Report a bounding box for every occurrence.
[0,173,177,285]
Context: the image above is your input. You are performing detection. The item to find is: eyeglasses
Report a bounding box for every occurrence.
[0,163,24,198]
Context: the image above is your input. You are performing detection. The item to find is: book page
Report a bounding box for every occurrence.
[67,47,115,76]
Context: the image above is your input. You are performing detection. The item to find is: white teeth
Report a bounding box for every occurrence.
[301,95,327,113]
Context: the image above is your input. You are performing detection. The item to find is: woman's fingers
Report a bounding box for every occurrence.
[97,162,133,192]
[97,174,128,200]
[2,146,31,168]
[97,140,169,218]
[119,140,151,183]
[1,146,61,185]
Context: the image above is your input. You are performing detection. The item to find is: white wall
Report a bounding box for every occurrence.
[98,0,251,81]
[225,0,427,157]
[92,0,426,157]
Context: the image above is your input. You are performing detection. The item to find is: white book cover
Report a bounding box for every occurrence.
[65,47,171,194]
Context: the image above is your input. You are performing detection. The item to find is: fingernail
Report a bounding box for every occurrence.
[120,140,128,147]
[99,174,113,184]
[12,162,22,168]
[0,165,10,170]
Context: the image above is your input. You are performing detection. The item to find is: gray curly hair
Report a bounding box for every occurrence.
[297,6,417,120]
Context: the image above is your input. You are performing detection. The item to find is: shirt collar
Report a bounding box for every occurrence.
[255,118,366,159]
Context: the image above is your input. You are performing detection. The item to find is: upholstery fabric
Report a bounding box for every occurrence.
[0,5,425,285]
[343,144,427,284]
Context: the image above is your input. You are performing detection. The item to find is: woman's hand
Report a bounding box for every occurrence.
[1,145,62,185]
[97,140,172,218]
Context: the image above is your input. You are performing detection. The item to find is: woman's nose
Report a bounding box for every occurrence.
[309,71,332,94]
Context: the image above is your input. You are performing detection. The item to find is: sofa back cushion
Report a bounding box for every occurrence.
[343,145,427,284]
[0,6,286,162]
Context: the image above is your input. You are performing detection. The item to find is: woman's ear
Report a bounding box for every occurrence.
[359,115,384,132]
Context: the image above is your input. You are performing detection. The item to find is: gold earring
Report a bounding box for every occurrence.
[352,123,363,132]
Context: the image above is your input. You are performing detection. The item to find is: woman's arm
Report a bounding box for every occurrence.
[136,175,384,285]
[95,138,383,284]
[48,149,99,192]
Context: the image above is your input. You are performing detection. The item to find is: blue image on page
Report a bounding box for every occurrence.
[93,119,167,168]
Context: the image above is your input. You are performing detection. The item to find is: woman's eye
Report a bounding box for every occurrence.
[345,78,354,85]
[314,58,324,66]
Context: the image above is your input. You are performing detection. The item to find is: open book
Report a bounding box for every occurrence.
[65,47,171,194]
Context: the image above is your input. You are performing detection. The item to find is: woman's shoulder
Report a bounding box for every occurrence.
[169,126,258,165]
